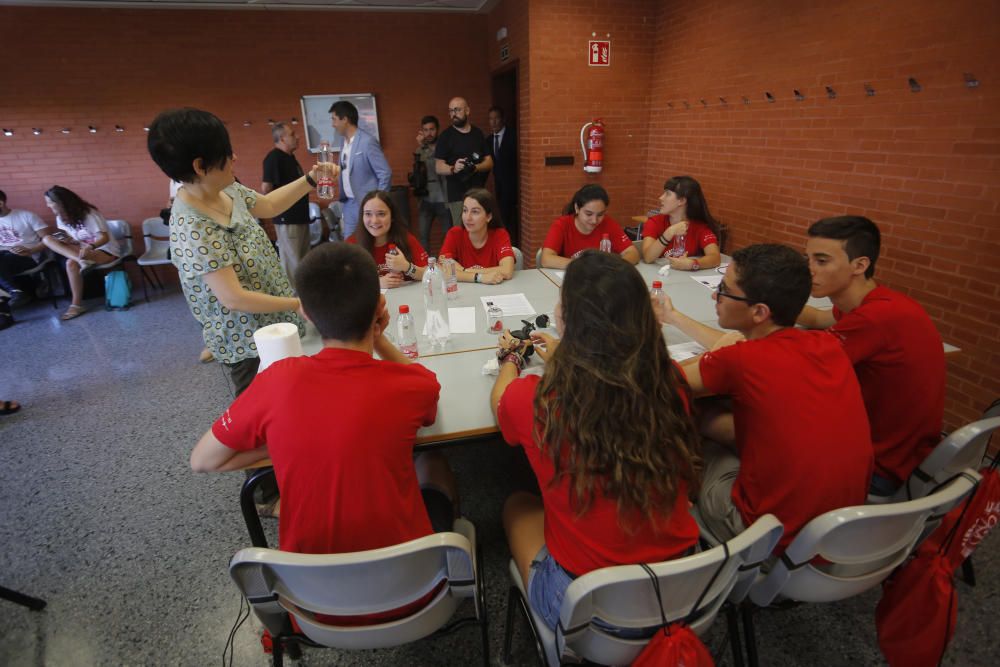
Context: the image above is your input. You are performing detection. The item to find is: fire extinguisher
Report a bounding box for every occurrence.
[580,119,605,174]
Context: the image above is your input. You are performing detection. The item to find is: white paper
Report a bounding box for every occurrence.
[380,288,388,295]
[253,322,304,371]
[448,307,476,334]
[480,293,535,317]
[548,269,565,284]
[668,341,706,362]
[691,273,723,291]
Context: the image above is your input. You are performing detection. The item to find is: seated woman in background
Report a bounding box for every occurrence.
[348,190,428,289]
[641,175,722,270]
[540,184,639,268]
[438,188,515,285]
[490,250,701,631]
[42,185,122,320]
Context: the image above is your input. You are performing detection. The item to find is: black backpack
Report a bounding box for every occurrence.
[407,153,429,197]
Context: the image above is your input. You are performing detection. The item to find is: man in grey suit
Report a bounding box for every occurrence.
[330,100,392,238]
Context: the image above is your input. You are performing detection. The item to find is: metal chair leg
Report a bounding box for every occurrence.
[271,636,284,667]
[502,585,519,665]
[725,604,745,667]
[961,556,976,586]
[0,585,47,611]
[742,603,760,667]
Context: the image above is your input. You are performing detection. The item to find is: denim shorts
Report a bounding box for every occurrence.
[526,545,575,631]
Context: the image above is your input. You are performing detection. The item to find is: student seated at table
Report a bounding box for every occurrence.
[539,184,639,269]
[190,243,458,560]
[656,244,872,551]
[438,188,515,285]
[41,185,122,321]
[798,216,944,496]
[347,190,428,289]
[491,250,700,631]
[641,176,722,270]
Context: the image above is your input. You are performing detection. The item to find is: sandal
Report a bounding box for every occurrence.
[1,400,21,416]
[60,305,86,321]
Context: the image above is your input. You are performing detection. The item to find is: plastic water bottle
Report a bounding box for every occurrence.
[317,141,336,200]
[486,301,504,334]
[422,257,451,346]
[441,253,459,300]
[386,243,402,276]
[670,233,686,258]
[599,233,612,253]
[651,280,665,308]
[396,305,418,358]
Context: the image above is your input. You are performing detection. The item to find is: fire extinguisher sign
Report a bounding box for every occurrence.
[588,40,611,67]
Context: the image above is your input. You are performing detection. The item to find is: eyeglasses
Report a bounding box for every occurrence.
[716,281,754,303]
[448,107,465,114]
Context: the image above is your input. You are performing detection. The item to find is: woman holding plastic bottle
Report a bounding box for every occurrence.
[539,184,640,269]
[489,249,701,631]
[348,190,428,290]
[641,175,722,270]
[438,188,514,285]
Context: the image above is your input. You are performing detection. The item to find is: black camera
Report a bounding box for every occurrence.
[455,152,484,177]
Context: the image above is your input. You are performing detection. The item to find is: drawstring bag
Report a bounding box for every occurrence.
[104,270,132,310]
[876,471,981,667]
[631,544,728,667]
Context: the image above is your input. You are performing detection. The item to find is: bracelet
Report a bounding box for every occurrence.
[405,262,417,278]
[474,273,481,283]
[305,173,317,188]
[658,235,670,245]
[497,349,526,373]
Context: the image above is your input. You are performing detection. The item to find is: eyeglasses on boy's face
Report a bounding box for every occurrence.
[715,280,754,303]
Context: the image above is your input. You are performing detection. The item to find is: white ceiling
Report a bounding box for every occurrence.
[0,0,498,11]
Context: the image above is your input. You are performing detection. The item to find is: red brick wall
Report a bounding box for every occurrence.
[0,6,489,254]
[514,0,659,264]
[646,0,1000,428]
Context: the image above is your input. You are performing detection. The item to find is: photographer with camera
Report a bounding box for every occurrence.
[412,115,451,253]
[434,97,493,230]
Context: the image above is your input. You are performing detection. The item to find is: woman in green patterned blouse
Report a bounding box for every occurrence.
[147,108,339,395]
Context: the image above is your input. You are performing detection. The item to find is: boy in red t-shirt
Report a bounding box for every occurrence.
[189,243,457,555]
[798,216,945,495]
[657,244,872,551]
[540,184,639,268]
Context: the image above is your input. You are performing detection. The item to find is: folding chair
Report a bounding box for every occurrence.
[232,467,489,667]
[136,217,172,292]
[512,247,524,271]
[14,249,64,309]
[738,471,981,667]
[82,219,147,302]
[502,514,783,667]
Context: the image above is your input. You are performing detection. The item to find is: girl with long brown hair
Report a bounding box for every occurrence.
[348,190,428,289]
[490,249,702,630]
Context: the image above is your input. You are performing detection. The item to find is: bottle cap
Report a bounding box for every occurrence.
[652,281,662,289]
[602,233,609,239]
[388,243,397,251]
[399,304,409,314]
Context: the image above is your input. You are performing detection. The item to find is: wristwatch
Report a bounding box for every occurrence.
[691,259,701,271]
[405,262,417,278]
[474,273,481,283]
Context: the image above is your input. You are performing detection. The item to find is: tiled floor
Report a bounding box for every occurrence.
[1,289,997,666]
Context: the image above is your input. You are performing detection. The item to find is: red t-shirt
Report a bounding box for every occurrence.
[439,227,514,269]
[641,216,719,258]
[347,233,428,278]
[699,328,873,551]
[497,374,700,575]
[831,286,944,484]
[212,348,440,554]
[542,214,632,259]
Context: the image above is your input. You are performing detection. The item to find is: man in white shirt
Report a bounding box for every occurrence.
[0,190,51,307]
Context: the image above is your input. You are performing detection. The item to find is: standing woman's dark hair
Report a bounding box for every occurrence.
[44,186,97,227]
[463,188,503,229]
[663,176,719,235]
[562,183,609,216]
[355,190,415,261]
[537,250,700,522]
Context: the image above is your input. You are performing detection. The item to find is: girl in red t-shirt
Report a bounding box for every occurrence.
[490,250,701,630]
[438,188,516,285]
[540,184,640,269]
[641,176,722,270]
[348,190,428,289]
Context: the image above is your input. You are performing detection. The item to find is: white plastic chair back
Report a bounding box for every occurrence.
[137,217,171,266]
[309,202,321,222]
[512,247,524,271]
[896,416,1000,502]
[229,519,478,650]
[511,515,782,667]
[105,219,133,258]
[534,247,542,268]
[309,219,323,246]
[749,470,980,607]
